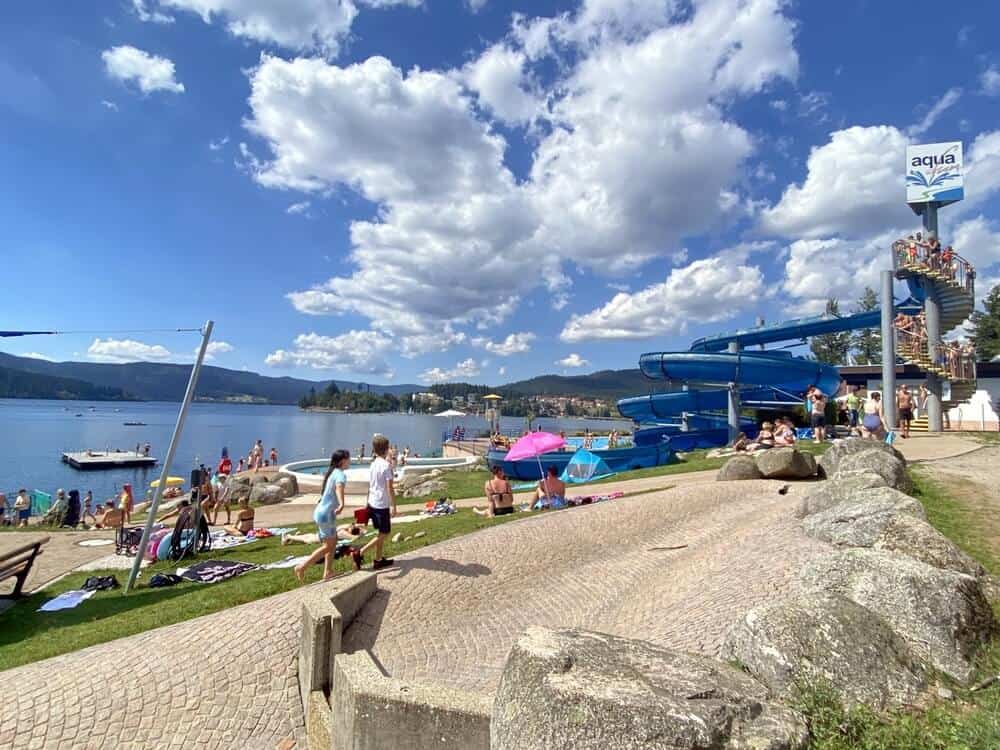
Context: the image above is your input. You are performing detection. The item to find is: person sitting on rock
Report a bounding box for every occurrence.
[732,433,750,451]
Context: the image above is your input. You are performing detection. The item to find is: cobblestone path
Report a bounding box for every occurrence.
[1,477,825,747]
[342,478,827,694]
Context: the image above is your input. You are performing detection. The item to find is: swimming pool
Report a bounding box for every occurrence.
[286,456,473,475]
[282,455,479,489]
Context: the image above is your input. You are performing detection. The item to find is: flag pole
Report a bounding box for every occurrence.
[124,320,214,594]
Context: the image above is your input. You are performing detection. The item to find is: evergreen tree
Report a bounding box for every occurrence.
[809,298,852,365]
[969,282,1000,362]
[851,286,882,364]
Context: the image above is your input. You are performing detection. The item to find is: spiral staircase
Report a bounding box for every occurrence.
[893,241,977,431]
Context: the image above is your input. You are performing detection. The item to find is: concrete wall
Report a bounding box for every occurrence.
[330,652,491,750]
[298,573,493,750]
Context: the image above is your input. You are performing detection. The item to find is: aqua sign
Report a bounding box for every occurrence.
[906,141,963,205]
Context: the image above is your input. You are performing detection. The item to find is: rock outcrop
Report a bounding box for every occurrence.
[804,503,984,578]
[249,483,285,505]
[717,455,763,481]
[818,439,905,479]
[834,450,910,492]
[722,594,927,710]
[755,447,817,479]
[275,474,298,498]
[227,476,252,502]
[492,627,808,750]
[798,550,995,684]
[795,470,889,518]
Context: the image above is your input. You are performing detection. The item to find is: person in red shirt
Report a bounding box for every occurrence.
[217,448,232,476]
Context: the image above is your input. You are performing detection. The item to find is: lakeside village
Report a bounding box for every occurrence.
[298,381,620,419]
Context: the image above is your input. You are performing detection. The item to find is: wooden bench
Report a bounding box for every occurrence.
[0,537,50,599]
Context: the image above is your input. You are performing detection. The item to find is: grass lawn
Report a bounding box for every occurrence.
[0,439,828,670]
[790,468,1000,750]
[0,509,529,671]
[396,442,831,504]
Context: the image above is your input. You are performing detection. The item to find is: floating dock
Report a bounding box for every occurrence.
[62,451,158,470]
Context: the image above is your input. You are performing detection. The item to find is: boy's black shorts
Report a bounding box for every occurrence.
[367,506,391,534]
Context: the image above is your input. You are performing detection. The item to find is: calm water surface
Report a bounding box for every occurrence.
[0,399,629,503]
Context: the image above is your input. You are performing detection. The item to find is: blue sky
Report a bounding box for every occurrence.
[3,0,1000,385]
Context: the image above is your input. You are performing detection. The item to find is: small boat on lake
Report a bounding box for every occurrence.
[123,421,147,426]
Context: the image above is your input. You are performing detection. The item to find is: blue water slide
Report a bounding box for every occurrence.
[689,309,883,352]
[619,308,886,446]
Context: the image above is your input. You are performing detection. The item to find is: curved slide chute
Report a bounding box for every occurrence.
[618,310,878,448]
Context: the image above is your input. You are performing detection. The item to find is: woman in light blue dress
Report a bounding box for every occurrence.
[295,450,350,582]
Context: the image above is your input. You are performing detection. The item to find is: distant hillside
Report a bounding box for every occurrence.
[0,352,421,404]
[0,352,667,405]
[503,369,661,401]
[0,364,135,401]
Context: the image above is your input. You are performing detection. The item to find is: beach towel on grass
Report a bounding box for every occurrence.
[38,589,96,612]
[179,560,256,584]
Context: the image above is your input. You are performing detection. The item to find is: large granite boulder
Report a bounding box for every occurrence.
[722,594,927,710]
[404,479,448,497]
[798,550,995,684]
[718,455,763,481]
[492,627,807,750]
[275,474,299,498]
[795,471,889,518]
[249,482,285,505]
[818,439,905,479]
[803,488,926,535]
[805,503,984,577]
[755,448,817,479]
[227,476,252,502]
[834,450,910,492]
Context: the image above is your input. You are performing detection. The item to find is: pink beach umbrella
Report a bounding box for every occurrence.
[504,431,566,502]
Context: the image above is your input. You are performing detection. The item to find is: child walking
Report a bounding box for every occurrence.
[353,435,397,571]
[295,450,351,582]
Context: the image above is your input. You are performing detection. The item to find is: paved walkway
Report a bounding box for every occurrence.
[341,477,826,694]
[0,587,306,750]
[0,529,118,596]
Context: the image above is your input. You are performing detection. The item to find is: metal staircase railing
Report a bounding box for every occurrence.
[891,239,978,409]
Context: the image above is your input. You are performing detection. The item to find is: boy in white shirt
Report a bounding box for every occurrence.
[353,434,398,571]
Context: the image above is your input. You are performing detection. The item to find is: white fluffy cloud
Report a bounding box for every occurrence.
[472,332,535,356]
[286,200,311,215]
[20,352,54,361]
[557,353,589,368]
[149,0,358,57]
[528,0,797,272]
[760,126,911,238]
[981,66,1000,96]
[247,0,798,350]
[251,54,542,338]
[102,46,185,94]
[951,216,1000,273]
[265,331,393,375]
[780,230,898,315]
[461,44,542,125]
[132,0,175,23]
[88,337,173,363]
[419,358,481,384]
[906,87,961,137]
[199,340,235,360]
[561,254,765,342]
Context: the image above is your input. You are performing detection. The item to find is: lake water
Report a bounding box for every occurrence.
[0,399,630,504]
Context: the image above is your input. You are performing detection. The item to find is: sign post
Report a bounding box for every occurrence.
[904,142,964,433]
